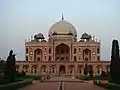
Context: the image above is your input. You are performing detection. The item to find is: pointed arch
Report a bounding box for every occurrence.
[68,65,74,74]
[34,49,42,61]
[31,65,37,74]
[77,65,84,74]
[96,65,103,74]
[41,65,47,73]
[23,65,29,74]
[83,48,91,61]
[59,65,66,74]
[55,43,70,61]
[50,65,56,73]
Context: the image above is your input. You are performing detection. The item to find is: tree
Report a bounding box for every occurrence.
[0,60,6,77]
[110,39,120,83]
[0,60,6,72]
[4,50,16,82]
[101,71,107,77]
[84,63,88,76]
[16,71,26,77]
[20,71,26,77]
[89,69,93,78]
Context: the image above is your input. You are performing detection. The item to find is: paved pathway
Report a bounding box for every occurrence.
[18,82,59,90]
[64,82,106,90]
[18,76,107,90]
[48,76,83,82]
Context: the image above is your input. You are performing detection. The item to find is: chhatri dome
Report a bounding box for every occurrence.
[48,15,77,37]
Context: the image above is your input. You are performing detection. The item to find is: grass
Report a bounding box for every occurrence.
[24,75,42,80]
[0,78,33,90]
[0,75,40,90]
[77,75,120,90]
[94,80,120,90]
[77,75,109,81]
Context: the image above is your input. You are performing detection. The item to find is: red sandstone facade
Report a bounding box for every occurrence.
[16,18,110,76]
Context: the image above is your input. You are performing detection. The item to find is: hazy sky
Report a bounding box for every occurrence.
[0,0,120,60]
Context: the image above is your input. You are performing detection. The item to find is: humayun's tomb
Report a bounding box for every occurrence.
[16,17,110,76]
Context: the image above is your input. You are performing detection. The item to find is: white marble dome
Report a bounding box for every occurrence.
[48,20,77,37]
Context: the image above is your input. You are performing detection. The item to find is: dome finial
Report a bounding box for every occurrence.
[62,14,64,20]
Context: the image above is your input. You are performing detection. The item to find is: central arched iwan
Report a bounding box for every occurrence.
[55,43,70,61]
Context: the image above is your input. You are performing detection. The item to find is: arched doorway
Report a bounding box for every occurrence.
[83,49,91,61]
[34,49,42,61]
[68,65,74,74]
[96,65,103,75]
[23,65,29,74]
[50,65,56,74]
[77,65,84,74]
[41,65,47,73]
[88,65,93,72]
[55,43,70,62]
[59,65,65,74]
[31,65,37,74]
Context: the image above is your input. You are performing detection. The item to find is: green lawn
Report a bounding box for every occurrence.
[0,78,33,90]
[94,80,120,90]
[0,75,40,90]
[77,75,109,81]
[77,75,120,90]
[24,75,41,80]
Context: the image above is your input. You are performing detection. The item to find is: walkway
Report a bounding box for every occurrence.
[64,82,106,90]
[47,76,83,82]
[18,82,59,90]
[18,76,107,90]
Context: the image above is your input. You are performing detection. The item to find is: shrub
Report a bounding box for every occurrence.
[0,79,9,85]
[94,80,120,90]
[108,84,120,90]
[93,80,108,88]
[94,76,108,80]
[25,75,41,80]
[77,75,93,80]
[89,70,93,78]
[16,71,26,78]
[101,71,107,77]
[0,79,33,90]
[77,75,108,81]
